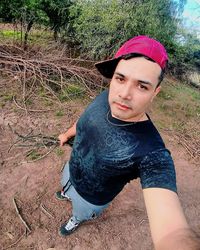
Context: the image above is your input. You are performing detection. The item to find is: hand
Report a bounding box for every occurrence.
[58,121,77,146]
[58,133,70,146]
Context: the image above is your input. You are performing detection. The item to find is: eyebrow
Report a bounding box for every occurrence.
[114,72,125,78]
[114,72,153,86]
[138,80,153,86]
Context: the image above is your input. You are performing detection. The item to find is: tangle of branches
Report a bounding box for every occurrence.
[8,123,74,163]
[0,43,105,104]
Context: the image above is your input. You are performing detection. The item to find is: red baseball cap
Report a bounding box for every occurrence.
[95,35,168,78]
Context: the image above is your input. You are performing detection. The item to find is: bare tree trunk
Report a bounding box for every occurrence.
[20,18,23,47]
[24,20,33,50]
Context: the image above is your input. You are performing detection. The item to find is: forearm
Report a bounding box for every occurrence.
[65,121,77,138]
[143,189,200,250]
[155,228,200,250]
[58,121,77,146]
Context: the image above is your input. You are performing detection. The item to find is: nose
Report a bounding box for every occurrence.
[118,83,132,100]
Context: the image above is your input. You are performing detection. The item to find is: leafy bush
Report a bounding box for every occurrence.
[68,0,185,60]
[0,0,199,80]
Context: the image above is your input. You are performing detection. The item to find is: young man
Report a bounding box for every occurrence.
[57,36,200,249]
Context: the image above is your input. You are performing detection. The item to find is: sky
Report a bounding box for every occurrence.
[182,0,200,35]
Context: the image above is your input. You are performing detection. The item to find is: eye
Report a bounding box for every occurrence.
[139,83,148,90]
[115,76,124,83]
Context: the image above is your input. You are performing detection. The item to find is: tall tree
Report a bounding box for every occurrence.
[69,0,187,60]
[0,0,45,49]
[39,0,73,40]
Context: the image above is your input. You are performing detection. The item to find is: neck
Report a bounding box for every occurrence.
[111,112,148,123]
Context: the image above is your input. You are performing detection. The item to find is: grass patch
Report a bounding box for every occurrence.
[25,99,33,106]
[152,79,200,138]
[59,84,86,101]
[43,99,54,107]
[26,149,41,161]
[0,92,14,107]
[38,87,55,107]
[0,28,53,46]
[55,110,64,117]
[156,81,200,121]
[2,94,13,102]
[0,30,21,39]
[28,30,52,44]
[158,90,174,100]
[55,148,64,157]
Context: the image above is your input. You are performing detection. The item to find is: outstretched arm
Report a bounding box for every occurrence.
[143,188,200,250]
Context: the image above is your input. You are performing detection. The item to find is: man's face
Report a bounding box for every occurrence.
[108,57,161,122]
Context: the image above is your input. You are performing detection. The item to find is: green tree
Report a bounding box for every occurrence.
[0,0,22,22]
[69,0,187,60]
[39,0,73,40]
[169,28,200,77]
[0,0,46,48]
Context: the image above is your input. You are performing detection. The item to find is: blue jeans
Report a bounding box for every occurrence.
[61,162,110,223]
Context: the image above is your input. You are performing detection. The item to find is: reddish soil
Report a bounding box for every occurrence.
[0,99,200,250]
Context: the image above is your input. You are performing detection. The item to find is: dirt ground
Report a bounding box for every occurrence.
[0,93,200,250]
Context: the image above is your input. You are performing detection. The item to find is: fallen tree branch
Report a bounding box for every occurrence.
[0,44,104,98]
[12,197,31,234]
[8,125,74,162]
[25,145,57,163]
[2,231,26,250]
[174,132,200,162]
[13,96,54,113]
[40,204,54,218]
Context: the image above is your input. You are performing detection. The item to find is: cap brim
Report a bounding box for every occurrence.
[95,58,120,78]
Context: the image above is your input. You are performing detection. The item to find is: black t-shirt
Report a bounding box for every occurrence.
[69,90,177,205]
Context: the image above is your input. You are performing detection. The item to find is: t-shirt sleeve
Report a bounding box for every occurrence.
[139,149,177,193]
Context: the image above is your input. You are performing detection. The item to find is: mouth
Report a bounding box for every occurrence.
[115,102,131,111]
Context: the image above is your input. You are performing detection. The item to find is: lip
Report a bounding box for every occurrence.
[115,102,131,110]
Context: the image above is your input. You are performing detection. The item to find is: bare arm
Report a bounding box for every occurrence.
[156,228,200,250]
[143,188,200,250]
[58,121,77,146]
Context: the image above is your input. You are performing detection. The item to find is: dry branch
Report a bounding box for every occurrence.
[13,197,31,234]
[2,231,26,250]
[174,132,200,162]
[40,204,54,218]
[0,43,104,107]
[8,124,74,162]
[13,96,54,112]
[25,145,57,163]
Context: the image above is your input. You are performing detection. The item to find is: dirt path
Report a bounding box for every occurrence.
[0,105,200,250]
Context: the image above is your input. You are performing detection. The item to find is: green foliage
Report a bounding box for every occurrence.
[168,28,200,79]
[180,31,200,68]
[0,30,21,39]
[2,94,13,101]
[26,149,41,160]
[158,91,174,101]
[0,0,199,78]
[0,0,45,25]
[55,148,64,156]
[157,82,200,120]
[59,84,85,101]
[0,0,48,48]
[68,0,186,59]
[39,0,73,40]
[55,110,64,117]
[0,0,22,22]
[0,92,13,107]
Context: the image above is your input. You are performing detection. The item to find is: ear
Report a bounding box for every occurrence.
[155,86,161,96]
[151,86,161,102]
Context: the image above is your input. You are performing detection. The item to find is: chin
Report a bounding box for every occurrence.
[112,110,132,121]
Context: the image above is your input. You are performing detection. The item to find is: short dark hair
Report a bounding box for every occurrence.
[122,53,166,87]
[157,69,165,87]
